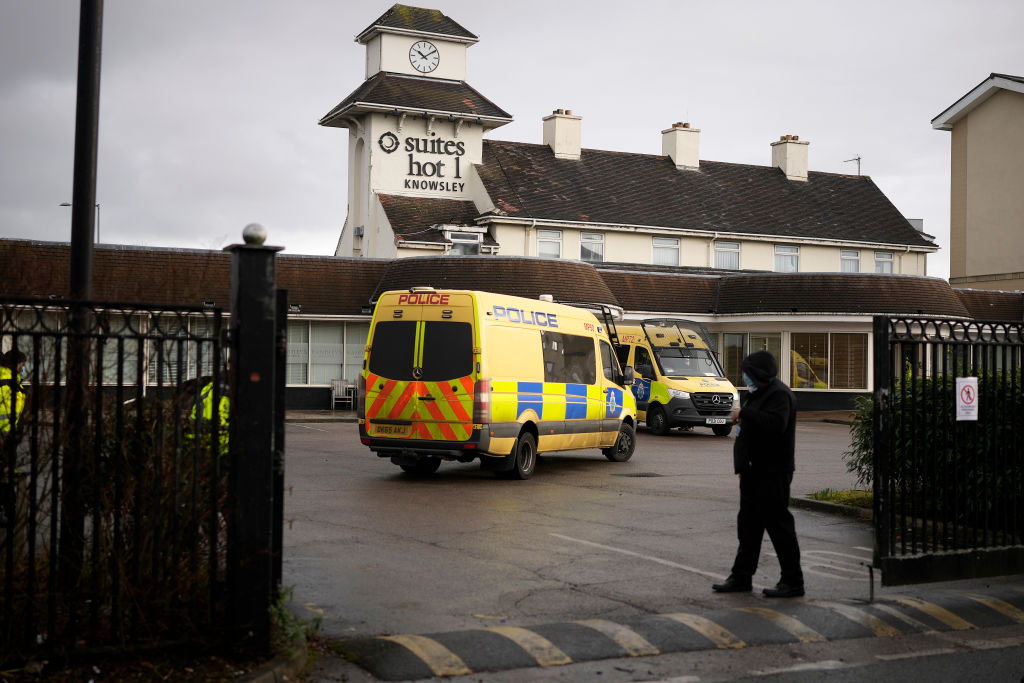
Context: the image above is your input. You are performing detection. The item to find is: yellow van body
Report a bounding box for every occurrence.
[614,319,739,437]
[359,288,637,478]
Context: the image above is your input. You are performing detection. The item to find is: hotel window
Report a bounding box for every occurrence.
[775,245,799,272]
[447,231,481,255]
[840,249,860,273]
[724,333,783,386]
[537,230,562,259]
[874,251,894,273]
[789,332,868,390]
[581,232,604,263]
[653,237,679,266]
[715,241,740,269]
[286,321,370,385]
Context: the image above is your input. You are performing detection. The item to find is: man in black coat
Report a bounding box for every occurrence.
[712,350,804,597]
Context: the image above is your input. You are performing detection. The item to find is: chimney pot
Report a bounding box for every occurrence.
[565,109,572,115]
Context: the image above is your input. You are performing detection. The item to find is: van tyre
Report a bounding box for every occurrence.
[647,405,669,436]
[712,424,732,437]
[500,432,537,480]
[603,422,636,462]
[400,458,442,476]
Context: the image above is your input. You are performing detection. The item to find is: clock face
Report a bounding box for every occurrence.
[409,40,439,73]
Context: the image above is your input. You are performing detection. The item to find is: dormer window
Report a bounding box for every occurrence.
[447,231,481,255]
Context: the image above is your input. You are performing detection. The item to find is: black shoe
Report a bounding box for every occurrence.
[712,576,752,593]
[762,582,804,598]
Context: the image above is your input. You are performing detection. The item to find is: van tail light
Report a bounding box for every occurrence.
[357,375,366,418]
[472,379,490,424]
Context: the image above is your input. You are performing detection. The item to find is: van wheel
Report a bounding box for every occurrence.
[501,432,537,480]
[712,424,732,437]
[647,405,669,436]
[603,422,636,462]
[400,458,442,476]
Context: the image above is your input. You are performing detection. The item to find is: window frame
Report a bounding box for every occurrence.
[874,251,894,273]
[840,249,860,273]
[653,236,680,266]
[537,229,562,259]
[774,245,799,273]
[714,240,741,270]
[580,231,605,263]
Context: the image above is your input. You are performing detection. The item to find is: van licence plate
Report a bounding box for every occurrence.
[705,418,728,425]
[370,423,412,437]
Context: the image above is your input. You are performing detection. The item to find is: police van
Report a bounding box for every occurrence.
[614,319,738,436]
[358,288,637,479]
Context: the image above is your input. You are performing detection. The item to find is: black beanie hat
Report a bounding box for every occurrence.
[741,350,778,386]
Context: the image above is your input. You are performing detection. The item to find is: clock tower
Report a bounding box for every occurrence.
[320,4,512,257]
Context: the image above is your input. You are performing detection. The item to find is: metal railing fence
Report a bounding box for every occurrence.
[0,297,229,661]
[873,316,1024,585]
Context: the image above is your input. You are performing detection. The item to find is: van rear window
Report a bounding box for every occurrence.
[368,321,417,379]
[369,321,473,380]
[421,322,473,380]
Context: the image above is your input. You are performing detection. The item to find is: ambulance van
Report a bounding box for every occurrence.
[358,288,638,479]
[614,319,739,437]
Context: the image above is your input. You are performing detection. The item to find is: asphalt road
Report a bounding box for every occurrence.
[280,420,1024,682]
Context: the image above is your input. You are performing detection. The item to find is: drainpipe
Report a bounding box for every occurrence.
[709,232,718,267]
[525,219,536,256]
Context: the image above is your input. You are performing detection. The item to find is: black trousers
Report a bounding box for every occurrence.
[730,470,803,585]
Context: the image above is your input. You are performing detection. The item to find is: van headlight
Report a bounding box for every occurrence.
[732,391,740,403]
[667,389,690,400]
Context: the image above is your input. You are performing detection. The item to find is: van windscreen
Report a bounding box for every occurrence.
[655,347,722,378]
[369,320,473,380]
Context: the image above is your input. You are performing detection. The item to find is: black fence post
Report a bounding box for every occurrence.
[272,289,287,592]
[225,225,282,652]
[872,316,891,570]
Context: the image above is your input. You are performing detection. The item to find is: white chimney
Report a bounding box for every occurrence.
[771,134,809,181]
[543,109,581,160]
[662,122,699,170]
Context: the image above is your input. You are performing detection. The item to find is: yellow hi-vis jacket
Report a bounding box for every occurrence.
[0,366,26,434]
[188,381,230,453]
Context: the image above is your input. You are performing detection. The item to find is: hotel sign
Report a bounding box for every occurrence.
[379,131,467,194]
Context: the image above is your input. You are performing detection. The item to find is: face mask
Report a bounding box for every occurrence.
[742,372,758,392]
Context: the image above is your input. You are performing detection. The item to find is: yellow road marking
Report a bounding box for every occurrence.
[574,619,660,656]
[808,601,901,637]
[378,634,472,677]
[486,626,573,666]
[964,594,1024,624]
[737,607,826,643]
[663,612,745,649]
[890,596,975,631]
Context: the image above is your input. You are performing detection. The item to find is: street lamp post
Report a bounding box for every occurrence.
[60,201,101,242]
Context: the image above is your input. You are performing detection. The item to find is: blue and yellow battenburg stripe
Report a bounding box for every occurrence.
[491,381,624,421]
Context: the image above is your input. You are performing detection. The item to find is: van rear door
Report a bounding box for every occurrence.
[364,293,477,442]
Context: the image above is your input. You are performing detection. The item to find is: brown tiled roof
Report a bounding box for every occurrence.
[716,273,970,317]
[596,267,721,315]
[357,4,477,42]
[477,140,936,248]
[0,240,387,316]
[319,72,512,127]
[954,288,1024,321]
[378,194,496,246]
[3,240,999,321]
[370,256,619,308]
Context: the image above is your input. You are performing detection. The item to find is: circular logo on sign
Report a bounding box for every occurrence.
[378,132,399,154]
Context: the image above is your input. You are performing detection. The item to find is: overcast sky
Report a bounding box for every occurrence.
[2,1,1022,280]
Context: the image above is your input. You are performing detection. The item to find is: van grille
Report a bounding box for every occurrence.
[692,392,734,415]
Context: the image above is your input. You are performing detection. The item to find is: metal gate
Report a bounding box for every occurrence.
[872,316,1024,585]
[1,239,286,663]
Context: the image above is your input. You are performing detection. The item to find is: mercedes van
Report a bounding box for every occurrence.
[358,288,637,479]
[614,319,738,436]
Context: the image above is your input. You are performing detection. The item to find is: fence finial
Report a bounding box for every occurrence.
[242,223,267,246]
